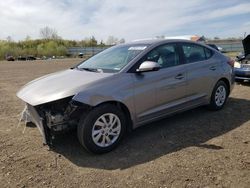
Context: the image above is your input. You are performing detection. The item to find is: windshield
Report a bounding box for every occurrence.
[77,44,148,72]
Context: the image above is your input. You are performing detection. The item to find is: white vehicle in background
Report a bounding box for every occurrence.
[217,46,223,52]
[164,35,205,42]
[206,44,223,52]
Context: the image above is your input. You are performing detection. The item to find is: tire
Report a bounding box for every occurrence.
[208,80,228,111]
[77,104,126,154]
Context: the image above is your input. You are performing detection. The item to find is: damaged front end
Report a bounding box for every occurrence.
[21,97,90,145]
[16,67,113,147]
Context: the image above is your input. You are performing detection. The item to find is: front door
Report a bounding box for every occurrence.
[133,43,187,124]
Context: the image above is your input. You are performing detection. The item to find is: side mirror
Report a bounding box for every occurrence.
[136,61,161,72]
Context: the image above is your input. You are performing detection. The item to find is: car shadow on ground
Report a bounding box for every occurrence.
[51,97,250,170]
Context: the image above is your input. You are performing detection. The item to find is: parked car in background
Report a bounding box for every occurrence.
[6,56,15,61]
[17,39,234,154]
[16,55,37,61]
[217,46,223,52]
[207,44,219,51]
[78,52,84,58]
[206,44,223,52]
[234,35,250,82]
[26,55,36,61]
[17,56,27,61]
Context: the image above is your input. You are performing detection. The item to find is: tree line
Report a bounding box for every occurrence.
[0,26,125,60]
[0,38,99,60]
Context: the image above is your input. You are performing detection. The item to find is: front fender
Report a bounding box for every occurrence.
[72,92,120,107]
[72,73,136,125]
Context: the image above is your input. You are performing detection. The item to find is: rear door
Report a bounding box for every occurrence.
[181,43,220,103]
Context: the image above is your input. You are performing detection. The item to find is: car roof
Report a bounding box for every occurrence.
[124,39,198,46]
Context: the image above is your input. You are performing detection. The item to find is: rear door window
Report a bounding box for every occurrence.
[182,43,209,63]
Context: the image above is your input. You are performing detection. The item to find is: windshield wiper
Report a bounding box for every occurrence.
[81,68,98,72]
[76,67,100,72]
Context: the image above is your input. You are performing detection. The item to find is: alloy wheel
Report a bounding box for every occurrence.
[215,85,226,107]
[91,113,121,147]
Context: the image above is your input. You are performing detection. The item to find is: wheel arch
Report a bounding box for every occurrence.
[218,77,230,96]
[94,101,133,132]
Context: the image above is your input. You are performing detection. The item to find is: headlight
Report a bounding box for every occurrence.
[234,61,241,68]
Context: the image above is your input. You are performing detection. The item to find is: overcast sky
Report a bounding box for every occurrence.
[0,0,250,42]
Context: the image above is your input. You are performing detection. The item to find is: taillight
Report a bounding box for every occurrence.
[227,59,235,68]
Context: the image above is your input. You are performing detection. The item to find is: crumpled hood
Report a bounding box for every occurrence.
[17,69,113,106]
[243,35,250,56]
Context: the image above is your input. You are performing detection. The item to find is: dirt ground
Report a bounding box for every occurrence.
[0,59,249,188]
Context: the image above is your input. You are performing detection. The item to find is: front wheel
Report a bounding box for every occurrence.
[208,80,229,111]
[77,104,126,154]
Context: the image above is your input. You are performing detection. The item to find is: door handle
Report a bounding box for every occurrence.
[209,66,216,71]
[175,73,184,80]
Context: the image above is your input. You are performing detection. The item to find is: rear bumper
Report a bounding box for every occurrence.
[235,76,250,80]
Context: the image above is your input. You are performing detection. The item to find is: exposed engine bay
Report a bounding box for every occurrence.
[21,97,90,145]
[240,57,250,64]
[234,35,250,68]
[234,55,250,69]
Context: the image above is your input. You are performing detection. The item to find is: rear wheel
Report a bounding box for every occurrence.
[208,80,228,110]
[77,104,126,154]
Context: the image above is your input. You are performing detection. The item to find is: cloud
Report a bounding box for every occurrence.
[0,0,249,41]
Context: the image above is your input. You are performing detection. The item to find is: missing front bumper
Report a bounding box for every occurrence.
[21,104,51,145]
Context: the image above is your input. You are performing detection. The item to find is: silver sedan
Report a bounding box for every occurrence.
[17,39,234,153]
